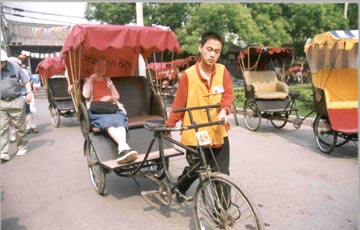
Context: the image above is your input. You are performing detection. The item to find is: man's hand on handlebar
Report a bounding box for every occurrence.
[162,130,171,137]
[218,108,228,124]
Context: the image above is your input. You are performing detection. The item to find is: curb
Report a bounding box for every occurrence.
[233,107,314,127]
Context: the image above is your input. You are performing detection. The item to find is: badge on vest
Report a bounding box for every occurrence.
[196,130,211,146]
[212,85,224,94]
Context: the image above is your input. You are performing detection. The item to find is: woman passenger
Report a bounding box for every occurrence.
[82,57,138,164]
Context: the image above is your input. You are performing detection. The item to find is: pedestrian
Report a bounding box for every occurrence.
[164,32,234,202]
[295,70,302,84]
[21,64,39,134]
[1,49,32,161]
[82,57,138,164]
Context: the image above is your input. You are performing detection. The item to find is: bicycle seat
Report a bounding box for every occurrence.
[144,120,180,132]
[288,91,300,99]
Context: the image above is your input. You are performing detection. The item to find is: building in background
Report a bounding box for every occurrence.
[2,19,70,74]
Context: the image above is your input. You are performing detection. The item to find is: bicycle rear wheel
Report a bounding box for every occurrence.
[244,99,261,131]
[194,173,264,229]
[84,140,106,195]
[313,114,337,154]
[49,104,60,127]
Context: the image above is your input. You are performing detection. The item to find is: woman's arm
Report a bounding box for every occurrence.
[109,82,120,102]
[82,74,98,99]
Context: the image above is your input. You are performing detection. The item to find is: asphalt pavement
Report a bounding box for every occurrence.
[1,97,358,230]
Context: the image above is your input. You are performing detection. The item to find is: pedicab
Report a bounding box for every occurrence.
[36,57,76,127]
[238,46,312,131]
[62,24,263,229]
[304,30,358,154]
[147,56,198,103]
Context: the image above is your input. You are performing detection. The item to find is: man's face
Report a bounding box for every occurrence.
[198,39,222,67]
[93,60,107,75]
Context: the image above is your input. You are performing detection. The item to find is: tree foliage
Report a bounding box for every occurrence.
[84,3,358,59]
[143,3,197,30]
[85,3,135,24]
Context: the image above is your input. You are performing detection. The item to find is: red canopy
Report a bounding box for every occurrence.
[61,24,182,81]
[288,65,303,73]
[238,46,295,71]
[172,56,199,68]
[147,56,198,79]
[147,62,177,79]
[36,57,66,78]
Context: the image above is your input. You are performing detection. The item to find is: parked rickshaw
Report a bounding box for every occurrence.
[147,56,198,103]
[238,46,311,131]
[304,30,358,154]
[61,24,263,229]
[36,57,76,127]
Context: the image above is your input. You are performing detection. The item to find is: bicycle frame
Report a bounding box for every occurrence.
[142,104,224,198]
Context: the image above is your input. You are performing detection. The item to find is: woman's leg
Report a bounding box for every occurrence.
[106,126,130,153]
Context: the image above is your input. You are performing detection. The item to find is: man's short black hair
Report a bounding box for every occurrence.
[200,32,224,47]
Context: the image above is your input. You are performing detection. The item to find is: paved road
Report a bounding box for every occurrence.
[1,98,358,230]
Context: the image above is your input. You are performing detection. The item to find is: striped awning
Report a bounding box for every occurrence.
[305,30,358,71]
[305,30,358,51]
[330,30,358,39]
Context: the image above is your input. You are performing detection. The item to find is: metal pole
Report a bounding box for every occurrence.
[136,2,146,77]
[344,2,348,19]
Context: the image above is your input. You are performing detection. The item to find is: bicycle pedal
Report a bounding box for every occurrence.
[141,190,159,196]
[176,191,193,202]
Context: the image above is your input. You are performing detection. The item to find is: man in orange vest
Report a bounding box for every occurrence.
[165,32,234,202]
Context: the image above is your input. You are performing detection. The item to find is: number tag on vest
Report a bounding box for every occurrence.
[212,85,224,94]
[196,130,211,146]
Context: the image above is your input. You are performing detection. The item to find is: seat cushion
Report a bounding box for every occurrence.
[128,115,164,129]
[244,71,289,99]
[255,91,289,100]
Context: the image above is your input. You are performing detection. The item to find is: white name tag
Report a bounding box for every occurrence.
[196,130,211,146]
[212,85,224,94]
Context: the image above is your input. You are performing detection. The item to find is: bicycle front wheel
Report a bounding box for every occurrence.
[194,173,264,230]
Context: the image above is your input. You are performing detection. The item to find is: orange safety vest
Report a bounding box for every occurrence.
[181,64,228,146]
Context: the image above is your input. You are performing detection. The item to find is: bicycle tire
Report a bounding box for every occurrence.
[84,140,107,195]
[194,173,264,229]
[313,114,337,154]
[244,99,261,132]
[270,117,288,129]
[49,104,60,127]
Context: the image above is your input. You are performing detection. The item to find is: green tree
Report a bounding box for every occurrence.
[84,2,357,59]
[248,4,292,46]
[279,3,349,57]
[346,3,359,29]
[85,3,135,24]
[143,3,197,30]
[176,3,261,54]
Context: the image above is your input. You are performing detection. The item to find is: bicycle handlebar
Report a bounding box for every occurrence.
[173,104,220,113]
[144,120,224,132]
[144,104,224,132]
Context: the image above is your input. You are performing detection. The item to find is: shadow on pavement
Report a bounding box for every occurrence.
[2,217,28,230]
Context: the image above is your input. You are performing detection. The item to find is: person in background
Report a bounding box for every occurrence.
[302,68,311,84]
[165,32,234,202]
[1,49,32,161]
[8,61,38,142]
[295,70,302,84]
[21,64,39,134]
[82,57,138,164]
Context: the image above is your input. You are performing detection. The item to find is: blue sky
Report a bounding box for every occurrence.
[2,2,90,25]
